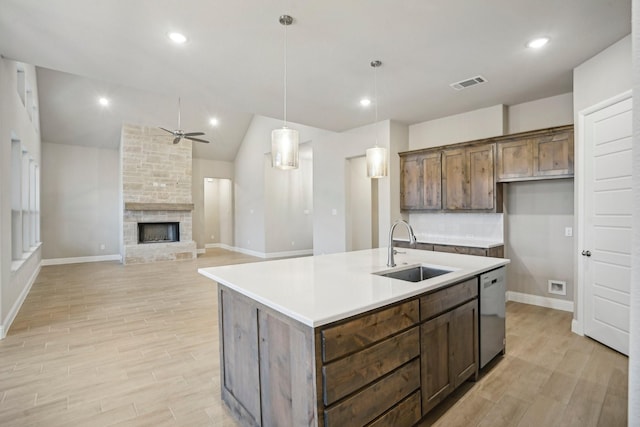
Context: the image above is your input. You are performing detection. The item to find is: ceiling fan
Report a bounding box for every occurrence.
[160,98,210,144]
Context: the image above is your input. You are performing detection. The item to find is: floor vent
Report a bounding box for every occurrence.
[450,75,487,91]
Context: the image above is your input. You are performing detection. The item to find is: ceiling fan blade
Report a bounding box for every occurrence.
[173,137,181,144]
[184,132,205,137]
[160,127,175,135]
[185,136,210,143]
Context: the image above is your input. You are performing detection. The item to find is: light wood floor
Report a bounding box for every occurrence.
[0,249,628,426]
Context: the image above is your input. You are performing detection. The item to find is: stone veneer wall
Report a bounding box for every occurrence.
[121,124,196,264]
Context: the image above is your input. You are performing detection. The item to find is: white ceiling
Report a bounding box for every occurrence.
[0,0,631,161]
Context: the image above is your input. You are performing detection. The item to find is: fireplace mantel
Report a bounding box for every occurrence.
[124,202,194,212]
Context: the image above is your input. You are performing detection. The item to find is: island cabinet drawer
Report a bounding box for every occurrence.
[324,358,421,427]
[321,299,419,363]
[322,327,420,406]
[420,278,478,321]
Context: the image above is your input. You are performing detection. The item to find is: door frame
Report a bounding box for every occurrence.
[574,89,632,336]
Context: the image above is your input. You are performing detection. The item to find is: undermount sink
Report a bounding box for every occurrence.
[375,265,456,282]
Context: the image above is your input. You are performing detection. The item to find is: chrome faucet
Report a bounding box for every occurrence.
[387,220,417,267]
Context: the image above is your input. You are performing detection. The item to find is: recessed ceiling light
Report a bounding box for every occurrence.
[209,118,219,127]
[526,37,550,49]
[98,97,109,106]
[360,98,372,107]
[168,32,187,44]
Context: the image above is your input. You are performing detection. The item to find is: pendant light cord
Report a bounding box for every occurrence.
[283,19,288,127]
[374,64,378,146]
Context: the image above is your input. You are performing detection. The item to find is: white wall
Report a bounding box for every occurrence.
[41,142,119,259]
[408,104,506,150]
[264,144,313,254]
[505,180,574,302]
[203,178,234,248]
[234,115,332,256]
[0,58,42,337]
[508,93,573,133]
[192,158,233,249]
[574,35,633,116]
[347,156,372,251]
[313,120,396,255]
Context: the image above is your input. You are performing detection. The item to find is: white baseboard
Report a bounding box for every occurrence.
[1,263,41,339]
[506,291,574,312]
[42,254,122,266]
[571,319,584,336]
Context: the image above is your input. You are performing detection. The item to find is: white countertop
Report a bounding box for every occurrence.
[198,248,509,327]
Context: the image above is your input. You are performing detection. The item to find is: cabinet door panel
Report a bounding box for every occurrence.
[441,148,467,210]
[497,139,534,180]
[534,130,574,177]
[451,299,479,388]
[220,289,261,423]
[468,144,495,210]
[420,312,453,413]
[401,155,422,210]
[422,152,442,210]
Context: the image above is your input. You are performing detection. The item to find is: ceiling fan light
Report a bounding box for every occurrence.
[272,127,299,170]
[366,146,387,178]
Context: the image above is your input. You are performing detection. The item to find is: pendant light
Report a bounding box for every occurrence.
[271,14,299,170]
[366,60,388,178]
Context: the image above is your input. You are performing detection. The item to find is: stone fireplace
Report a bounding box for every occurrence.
[121,124,197,264]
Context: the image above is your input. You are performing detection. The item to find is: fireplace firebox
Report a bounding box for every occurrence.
[138,222,180,244]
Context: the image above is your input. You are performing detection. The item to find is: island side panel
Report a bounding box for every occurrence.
[219,286,261,426]
[258,310,317,426]
[218,284,320,427]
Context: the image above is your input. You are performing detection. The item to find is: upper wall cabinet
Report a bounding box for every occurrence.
[400,125,573,213]
[442,143,499,212]
[400,143,501,213]
[496,125,574,182]
[400,151,442,210]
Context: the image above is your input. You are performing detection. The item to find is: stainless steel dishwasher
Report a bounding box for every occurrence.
[479,266,506,368]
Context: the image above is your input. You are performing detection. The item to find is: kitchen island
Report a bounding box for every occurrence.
[199,248,509,427]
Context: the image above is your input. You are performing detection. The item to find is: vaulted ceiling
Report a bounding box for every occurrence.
[0,0,631,160]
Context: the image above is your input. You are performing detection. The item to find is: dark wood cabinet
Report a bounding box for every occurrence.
[219,277,481,427]
[393,241,504,258]
[496,125,574,182]
[400,151,442,210]
[400,125,574,212]
[420,279,479,413]
[442,143,498,212]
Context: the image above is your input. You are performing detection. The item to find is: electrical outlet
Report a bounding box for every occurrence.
[291,241,295,246]
[564,227,573,237]
[99,244,105,250]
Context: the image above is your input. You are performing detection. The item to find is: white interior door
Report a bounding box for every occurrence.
[581,93,632,355]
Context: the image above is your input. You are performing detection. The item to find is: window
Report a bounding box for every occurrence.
[11,138,40,264]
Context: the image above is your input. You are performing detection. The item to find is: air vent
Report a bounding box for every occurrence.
[450,75,487,91]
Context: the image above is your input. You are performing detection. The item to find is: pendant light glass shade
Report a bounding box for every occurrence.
[366,146,388,178]
[272,14,299,170]
[366,60,388,178]
[272,126,299,169]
